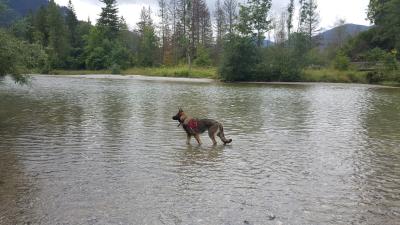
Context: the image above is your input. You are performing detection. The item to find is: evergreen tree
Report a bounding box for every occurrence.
[97,0,120,39]
[367,0,400,52]
[299,0,320,46]
[214,0,225,62]
[66,0,78,46]
[223,0,238,35]
[287,0,294,40]
[47,0,69,68]
[137,7,158,66]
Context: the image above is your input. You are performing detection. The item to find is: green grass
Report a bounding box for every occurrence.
[50,69,111,75]
[122,66,217,79]
[50,67,399,86]
[302,68,368,83]
[50,66,217,79]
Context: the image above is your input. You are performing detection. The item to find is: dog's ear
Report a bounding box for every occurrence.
[178,107,183,112]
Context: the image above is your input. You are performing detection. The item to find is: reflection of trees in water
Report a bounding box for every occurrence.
[0,92,84,138]
[0,90,87,224]
[0,137,39,224]
[352,88,400,224]
[99,89,131,140]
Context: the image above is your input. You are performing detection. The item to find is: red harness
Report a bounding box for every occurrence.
[187,119,198,130]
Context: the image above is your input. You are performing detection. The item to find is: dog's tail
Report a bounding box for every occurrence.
[217,123,232,145]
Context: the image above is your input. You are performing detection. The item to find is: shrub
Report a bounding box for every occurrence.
[110,63,121,74]
[0,30,48,83]
[194,45,212,67]
[334,51,351,71]
[219,35,260,81]
[366,71,385,83]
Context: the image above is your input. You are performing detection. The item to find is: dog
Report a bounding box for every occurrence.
[172,108,232,145]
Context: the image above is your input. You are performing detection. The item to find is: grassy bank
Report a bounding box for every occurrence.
[122,66,217,78]
[301,68,368,83]
[49,67,399,86]
[51,66,217,79]
[50,69,112,75]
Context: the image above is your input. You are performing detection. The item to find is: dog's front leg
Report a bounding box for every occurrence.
[186,134,192,145]
[194,134,202,145]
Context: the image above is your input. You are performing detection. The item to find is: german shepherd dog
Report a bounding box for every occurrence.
[172,109,232,145]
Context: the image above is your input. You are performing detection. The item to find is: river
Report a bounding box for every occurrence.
[1,75,399,224]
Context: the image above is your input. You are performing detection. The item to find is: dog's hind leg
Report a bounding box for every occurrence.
[208,131,217,145]
[217,123,232,145]
[194,134,202,145]
[208,126,218,145]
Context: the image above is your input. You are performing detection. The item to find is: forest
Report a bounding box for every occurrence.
[0,0,399,84]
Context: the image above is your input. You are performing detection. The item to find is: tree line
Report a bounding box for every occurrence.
[0,0,399,83]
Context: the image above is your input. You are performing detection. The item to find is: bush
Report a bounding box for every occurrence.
[334,51,351,71]
[110,63,121,74]
[219,35,260,81]
[0,29,48,83]
[194,45,212,67]
[255,46,303,82]
[366,71,385,83]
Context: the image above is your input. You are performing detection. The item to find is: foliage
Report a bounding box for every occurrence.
[237,0,272,46]
[348,0,400,61]
[334,51,351,71]
[136,7,159,67]
[0,29,48,83]
[97,0,120,39]
[46,0,70,68]
[219,35,260,81]
[255,45,304,82]
[303,68,367,83]
[194,45,212,66]
[122,66,217,78]
[298,0,320,47]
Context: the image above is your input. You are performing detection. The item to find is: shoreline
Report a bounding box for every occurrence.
[31,74,400,88]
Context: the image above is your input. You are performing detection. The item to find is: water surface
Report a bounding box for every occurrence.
[1,75,399,224]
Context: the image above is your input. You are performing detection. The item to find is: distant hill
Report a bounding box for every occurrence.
[315,23,370,48]
[8,0,49,16]
[0,0,75,27]
[262,24,369,48]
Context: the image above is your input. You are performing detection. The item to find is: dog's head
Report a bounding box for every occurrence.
[172,108,184,121]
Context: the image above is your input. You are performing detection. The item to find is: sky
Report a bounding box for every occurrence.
[54,0,371,31]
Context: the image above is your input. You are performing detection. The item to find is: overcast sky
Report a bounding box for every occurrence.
[54,0,371,31]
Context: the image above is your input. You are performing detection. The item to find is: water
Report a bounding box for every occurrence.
[1,75,399,225]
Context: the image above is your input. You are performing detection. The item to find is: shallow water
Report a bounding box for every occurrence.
[1,75,399,225]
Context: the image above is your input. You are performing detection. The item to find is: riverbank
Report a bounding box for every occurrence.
[49,66,399,86]
[51,66,217,79]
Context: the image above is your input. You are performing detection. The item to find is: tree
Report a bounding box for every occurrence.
[273,12,287,46]
[97,0,120,39]
[47,0,70,68]
[219,35,259,81]
[299,0,320,46]
[237,0,273,47]
[214,0,225,62]
[65,0,82,69]
[159,0,170,63]
[137,7,159,66]
[66,0,78,46]
[287,0,294,40]
[0,30,48,83]
[223,0,238,35]
[332,18,347,49]
[368,0,400,52]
